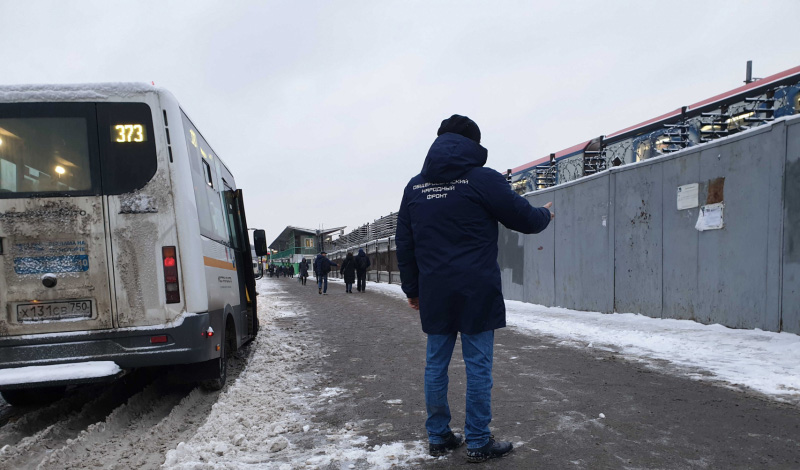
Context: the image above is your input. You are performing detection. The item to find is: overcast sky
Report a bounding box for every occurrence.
[2,1,798,244]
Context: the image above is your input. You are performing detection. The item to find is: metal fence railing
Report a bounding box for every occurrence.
[324,212,402,285]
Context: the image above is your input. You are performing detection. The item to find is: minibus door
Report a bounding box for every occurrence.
[223,187,257,339]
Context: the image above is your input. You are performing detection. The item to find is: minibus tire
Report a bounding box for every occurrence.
[1,386,67,406]
[200,318,235,391]
[200,324,229,391]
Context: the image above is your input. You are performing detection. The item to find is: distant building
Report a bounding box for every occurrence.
[268,226,345,267]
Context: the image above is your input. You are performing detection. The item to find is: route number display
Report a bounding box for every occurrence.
[112,124,146,143]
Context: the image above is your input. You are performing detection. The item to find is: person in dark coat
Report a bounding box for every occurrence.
[355,248,371,292]
[313,251,338,295]
[339,252,357,293]
[396,114,553,461]
[299,258,309,285]
[289,265,295,278]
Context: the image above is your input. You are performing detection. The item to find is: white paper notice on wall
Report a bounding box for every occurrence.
[695,202,724,231]
[677,183,699,210]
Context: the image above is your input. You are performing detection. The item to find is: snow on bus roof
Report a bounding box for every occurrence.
[0,82,160,102]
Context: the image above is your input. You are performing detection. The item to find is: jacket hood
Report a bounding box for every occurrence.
[357,249,365,256]
[421,133,488,183]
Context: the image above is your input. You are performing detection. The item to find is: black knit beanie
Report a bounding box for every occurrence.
[437,114,481,144]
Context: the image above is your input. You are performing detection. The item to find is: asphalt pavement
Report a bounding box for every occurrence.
[275,275,800,469]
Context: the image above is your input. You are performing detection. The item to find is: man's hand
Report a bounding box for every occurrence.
[544,201,555,219]
[407,297,419,310]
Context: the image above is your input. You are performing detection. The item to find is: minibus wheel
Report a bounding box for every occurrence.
[200,318,235,391]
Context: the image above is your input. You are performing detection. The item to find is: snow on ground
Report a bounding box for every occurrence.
[162,279,432,470]
[361,280,800,404]
[0,361,120,386]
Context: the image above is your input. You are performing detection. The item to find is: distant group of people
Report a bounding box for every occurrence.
[267,263,294,278]
[270,248,371,295]
[335,248,371,293]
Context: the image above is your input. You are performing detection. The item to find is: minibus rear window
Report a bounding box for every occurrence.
[0,102,157,198]
[0,116,93,194]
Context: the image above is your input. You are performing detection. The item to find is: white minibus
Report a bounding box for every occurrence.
[0,84,267,405]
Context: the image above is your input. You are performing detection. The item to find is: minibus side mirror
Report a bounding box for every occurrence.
[253,229,268,257]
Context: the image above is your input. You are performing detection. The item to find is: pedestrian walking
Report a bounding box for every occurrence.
[299,258,309,286]
[396,114,554,461]
[268,263,275,278]
[314,251,338,295]
[289,265,295,278]
[340,252,357,293]
[355,248,371,292]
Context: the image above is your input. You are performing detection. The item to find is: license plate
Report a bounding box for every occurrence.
[16,300,93,322]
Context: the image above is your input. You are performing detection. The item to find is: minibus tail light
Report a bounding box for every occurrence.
[162,246,180,304]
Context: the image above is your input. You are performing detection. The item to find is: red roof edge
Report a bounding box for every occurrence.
[512,64,800,175]
[511,140,589,174]
[688,64,800,110]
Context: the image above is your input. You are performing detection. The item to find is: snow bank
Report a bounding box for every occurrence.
[0,361,121,386]
[505,301,800,403]
[161,279,432,469]
[364,281,800,403]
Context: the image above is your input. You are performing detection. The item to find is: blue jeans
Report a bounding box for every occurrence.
[425,329,494,449]
[317,274,328,292]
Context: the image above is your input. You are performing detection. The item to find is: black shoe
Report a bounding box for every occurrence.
[318,288,322,294]
[429,432,464,457]
[466,438,513,463]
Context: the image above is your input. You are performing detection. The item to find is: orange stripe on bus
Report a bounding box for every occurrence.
[203,256,237,271]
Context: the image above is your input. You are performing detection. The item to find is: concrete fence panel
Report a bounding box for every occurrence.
[498,227,525,301]
[523,191,556,307]
[554,173,613,313]
[614,161,664,318]
[694,124,784,330]
[660,151,702,321]
[783,119,800,334]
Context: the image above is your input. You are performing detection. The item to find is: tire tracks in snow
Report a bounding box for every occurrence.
[0,344,253,470]
[0,373,151,469]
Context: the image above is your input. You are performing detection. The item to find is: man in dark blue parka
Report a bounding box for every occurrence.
[396,115,553,461]
[314,252,337,295]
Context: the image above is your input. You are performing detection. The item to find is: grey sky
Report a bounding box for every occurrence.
[2,1,798,244]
